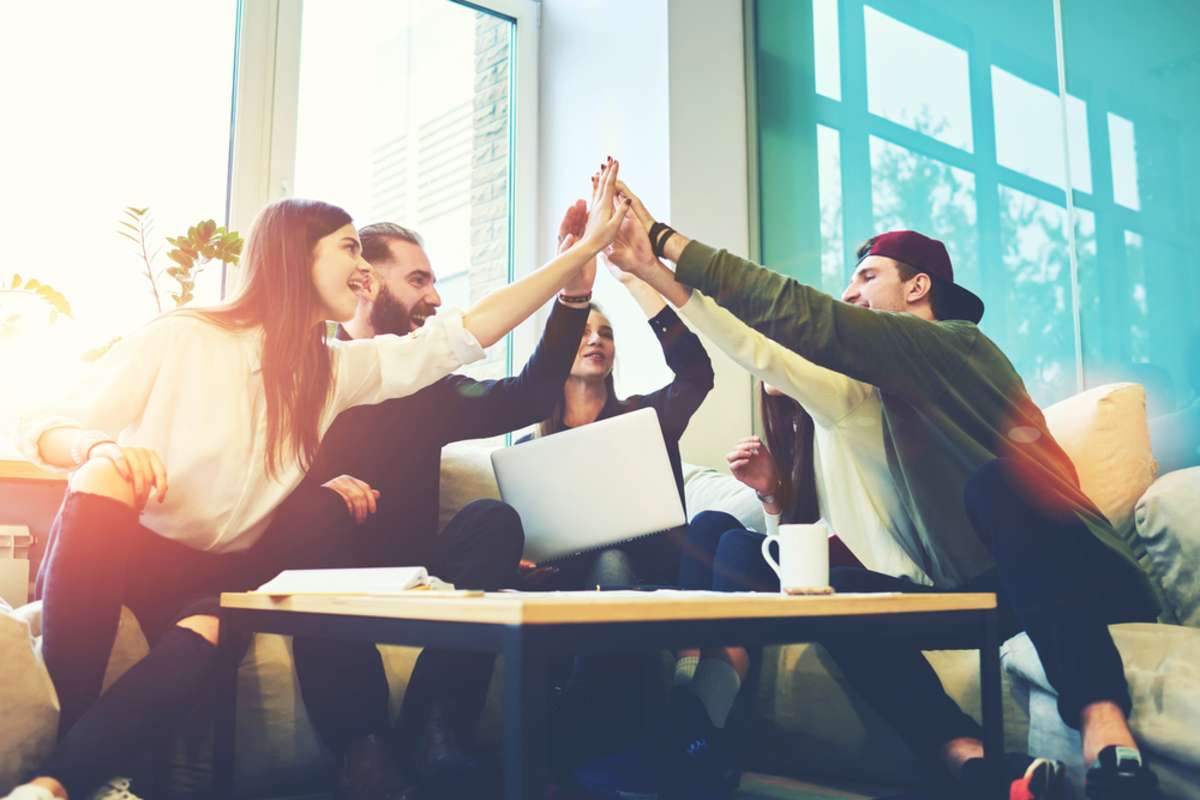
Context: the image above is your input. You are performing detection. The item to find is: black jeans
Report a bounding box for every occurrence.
[290,498,525,756]
[819,458,1157,767]
[677,510,778,593]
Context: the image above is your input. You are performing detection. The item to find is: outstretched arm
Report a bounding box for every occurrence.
[462,159,629,348]
[605,178,966,399]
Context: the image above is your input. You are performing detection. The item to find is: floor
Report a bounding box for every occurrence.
[737,772,911,800]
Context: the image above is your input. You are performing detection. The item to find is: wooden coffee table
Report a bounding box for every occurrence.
[214,590,1003,799]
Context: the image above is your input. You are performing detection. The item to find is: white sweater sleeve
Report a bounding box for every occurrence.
[15,317,174,470]
[677,290,873,427]
[329,310,485,413]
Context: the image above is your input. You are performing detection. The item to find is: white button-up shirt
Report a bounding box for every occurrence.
[17,311,484,552]
[678,290,930,584]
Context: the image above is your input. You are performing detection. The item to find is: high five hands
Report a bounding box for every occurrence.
[603,178,660,281]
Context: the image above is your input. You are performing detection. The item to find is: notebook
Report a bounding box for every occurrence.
[491,407,686,563]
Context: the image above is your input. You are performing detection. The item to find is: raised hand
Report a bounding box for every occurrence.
[557,198,587,254]
[581,157,631,251]
[602,187,657,279]
[614,179,656,235]
[557,198,596,296]
[726,436,782,498]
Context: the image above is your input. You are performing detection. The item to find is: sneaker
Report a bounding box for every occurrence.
[1085,746,1159,799]
[955,754,1067,800]
[1010,758,1068,800]
[570,743,661,800]
[88,778,143,800]
[660,688,740,800]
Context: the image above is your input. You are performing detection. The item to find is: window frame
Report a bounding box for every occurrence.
[227,0,541,358]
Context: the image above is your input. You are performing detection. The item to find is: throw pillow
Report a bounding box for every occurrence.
[1043,382,1157,541]
[1134,467,1200,627]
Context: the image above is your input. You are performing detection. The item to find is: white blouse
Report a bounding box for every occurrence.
[17,311,484,552]
[678,290,930,584]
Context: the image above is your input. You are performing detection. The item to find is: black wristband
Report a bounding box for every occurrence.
[648,221,676,259]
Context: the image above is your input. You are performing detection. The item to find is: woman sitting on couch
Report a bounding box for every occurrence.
[6,162,629,800]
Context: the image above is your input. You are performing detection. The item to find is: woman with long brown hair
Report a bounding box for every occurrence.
[7,162,629,800]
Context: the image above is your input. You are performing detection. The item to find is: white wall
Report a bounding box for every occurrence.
[666,0,754,468]
[538,0,753,469]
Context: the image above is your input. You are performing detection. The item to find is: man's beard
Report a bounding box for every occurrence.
[369,286,437,335]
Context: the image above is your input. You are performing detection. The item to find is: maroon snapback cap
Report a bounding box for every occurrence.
[862,230,985,323]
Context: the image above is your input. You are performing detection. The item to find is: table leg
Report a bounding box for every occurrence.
[212,611,240,799]
[503,630,549,800]
[980,609,1006,800]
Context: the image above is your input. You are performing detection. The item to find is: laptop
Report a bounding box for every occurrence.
[491,407,686,563]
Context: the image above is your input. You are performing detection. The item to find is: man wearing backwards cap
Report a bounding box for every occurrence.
[605,180,1161,799]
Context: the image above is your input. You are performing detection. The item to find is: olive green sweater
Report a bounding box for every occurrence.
[677,240,1159,612]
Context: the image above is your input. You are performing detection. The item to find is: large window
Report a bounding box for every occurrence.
[753,0,1199,411]
[0,1,238,453]
[288,0,520,380]
[1,0,538,459]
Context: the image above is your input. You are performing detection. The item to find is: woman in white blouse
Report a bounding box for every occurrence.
[8,165,629,800]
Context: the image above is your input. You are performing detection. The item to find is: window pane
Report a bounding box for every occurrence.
[996,186,1076,405]
[0,1,236,454]
[1107,113,1140,211]
[864,6,973,152]
[869,137,979,289]
[817,125,845,294]
[991,67,1092,193]
[813,0,841,101]
[293,0,513,382]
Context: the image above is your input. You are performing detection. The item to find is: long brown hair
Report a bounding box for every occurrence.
[190,198,352,476]
[759,381,820,524]
[537,301,617,437]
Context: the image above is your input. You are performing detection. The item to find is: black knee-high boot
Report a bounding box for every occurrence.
[40,492,140,737]
[39,626,219,797]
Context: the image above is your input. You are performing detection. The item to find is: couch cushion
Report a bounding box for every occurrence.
[1005,624,1200,799]
[1042,383,1156,541]
[682,463,765,531]
[437,442,501,534]
[0,600,57,792]
[1135,468,1200,627]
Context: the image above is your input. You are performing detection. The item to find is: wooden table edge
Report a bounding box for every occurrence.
[219,591,997,626]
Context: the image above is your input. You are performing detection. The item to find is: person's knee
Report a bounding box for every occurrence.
[590,548,637,586]
[715,528,762,559]
[176,614,220,646]
[68,457,136,508]
[470,499,525,558]
[688,510,743,541]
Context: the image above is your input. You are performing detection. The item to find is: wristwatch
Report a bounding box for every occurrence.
[755,489,778,505]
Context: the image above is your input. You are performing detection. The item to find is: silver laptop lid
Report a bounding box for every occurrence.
[491,407,686,563]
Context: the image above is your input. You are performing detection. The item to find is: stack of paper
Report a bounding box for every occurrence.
[255,567,435,596]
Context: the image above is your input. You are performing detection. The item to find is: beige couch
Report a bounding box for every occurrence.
[3,383,1198,798]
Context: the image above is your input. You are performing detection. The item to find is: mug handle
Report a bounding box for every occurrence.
[761,534,783,580]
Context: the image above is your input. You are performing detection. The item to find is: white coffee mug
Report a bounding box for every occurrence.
[761,521,830,593]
